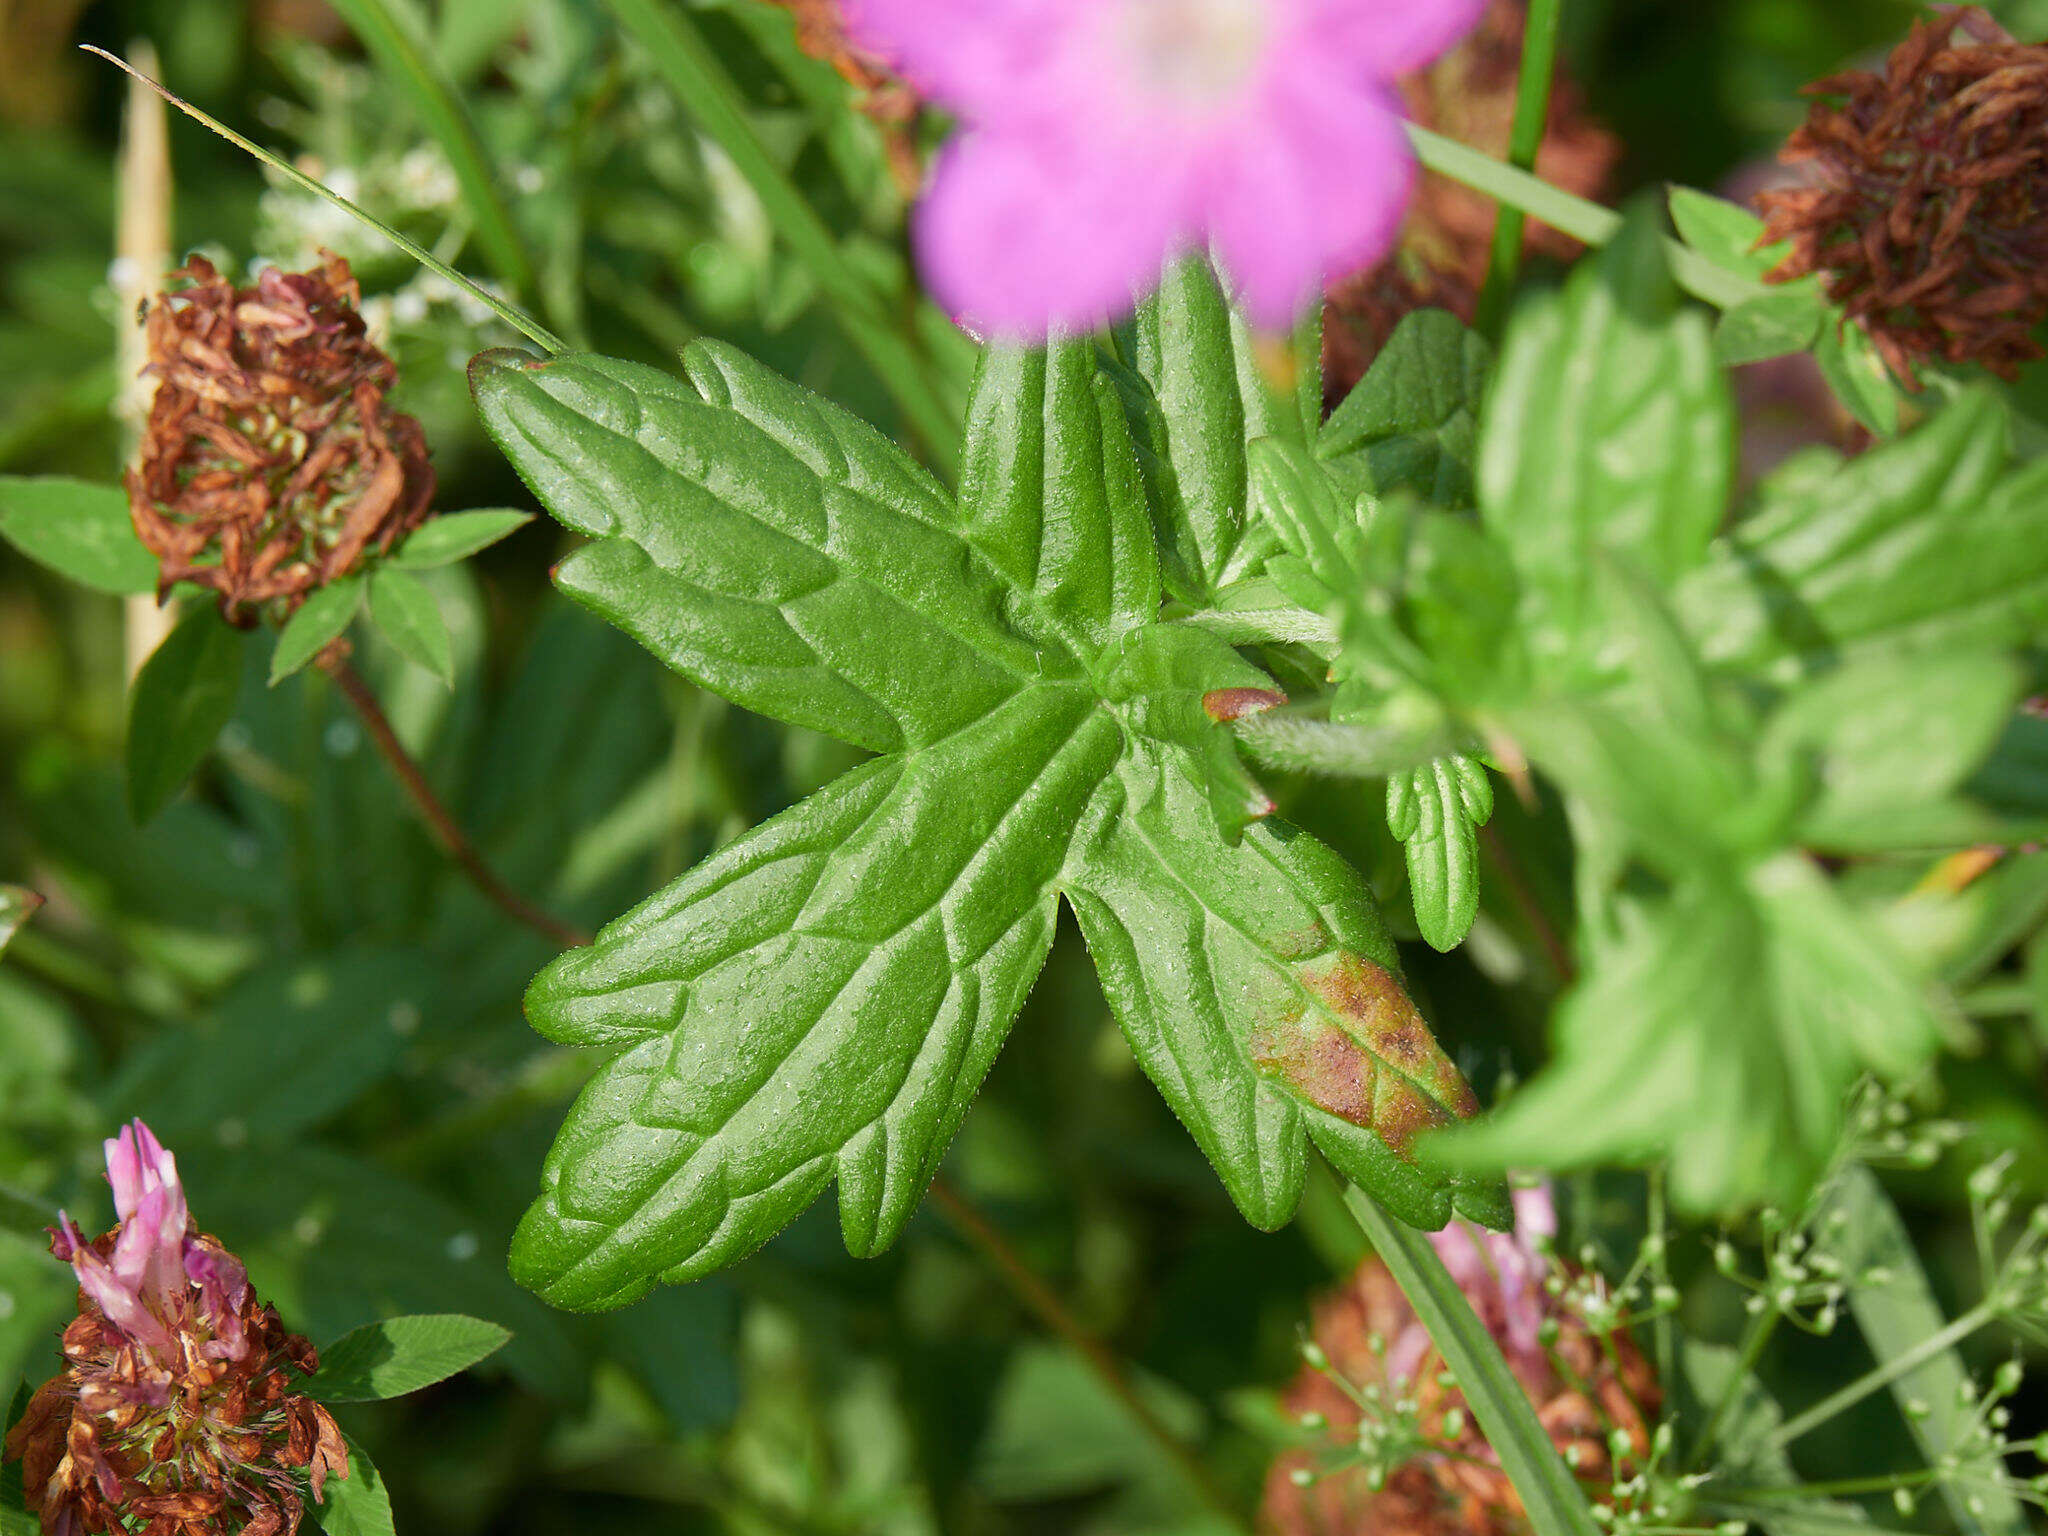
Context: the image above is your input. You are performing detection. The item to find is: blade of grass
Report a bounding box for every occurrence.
[1473,0,1563,336]
[79,47,564,355]
[1343,1185,1603,1536]
[322,0,539,304]
[601,0,960,477]
[1816,1166,2027,1536]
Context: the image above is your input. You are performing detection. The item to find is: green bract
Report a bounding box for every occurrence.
[471,271,1505,1310]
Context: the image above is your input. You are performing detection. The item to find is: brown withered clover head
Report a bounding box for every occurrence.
[126,254,434,621]
[3,1122,347,1536]
[1755,7,2048,383]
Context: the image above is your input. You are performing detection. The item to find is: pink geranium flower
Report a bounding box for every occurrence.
[845,0,1486,336]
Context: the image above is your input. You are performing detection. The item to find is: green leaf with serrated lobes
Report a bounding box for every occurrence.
[315,1434,393,1536]
[367,567,454,685]
[271,576,363,685]
[474,334,1493,1308]
[126,607,244,826]
[310,1314,512,1401]
[392,508,534,567]
[1387,756,1494,952]
[0,476,159,595]
[1320,309,1491,506]
[1122,256,1282,603]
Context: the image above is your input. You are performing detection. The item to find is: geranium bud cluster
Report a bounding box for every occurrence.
[1756,7,2048,382]
[126,254,434,620]
[2,1122,346,1536]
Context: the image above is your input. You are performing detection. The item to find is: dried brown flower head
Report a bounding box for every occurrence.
[1260,1192,1658,1536]
[126,254,434,620]
[1322,0,1619,397]
[1755,7,2048,383]
[3,1122,346,1536]
[765,0,925,195]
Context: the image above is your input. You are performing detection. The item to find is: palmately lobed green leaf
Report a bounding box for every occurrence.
[471,346,1061,754]
[517,687,1123,1309]
[475,325,1500,1308]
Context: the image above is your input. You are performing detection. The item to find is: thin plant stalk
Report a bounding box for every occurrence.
[321,655,592,950]
[601,0,961,476]
[1765,1304,1994,1451]
[322,0,541,304]
[1474,0,1565,337]
[926,1178,1254,1535]
[79,47,565,355]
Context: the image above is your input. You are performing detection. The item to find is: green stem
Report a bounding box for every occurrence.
[1405,125,1765,313]
[1723,1469,1944,1501]
[1474,0,1564,336]
[1686,1306,1777,1472]
[322,0,539,304]
[601,0,959,476]
[1765,1304,1995,1451]
[1343,1186,1603,1536]
[79,46,564,355]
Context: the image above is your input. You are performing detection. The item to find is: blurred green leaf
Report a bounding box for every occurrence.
[270,577,364,686]
[0,887,41,960]
[311,1313,513,1402]
[315,1433,395,1536]
[1818,1166,2026,1536]
[1,1378,28,1536]
[391,509,535,568]
[1714,288,1827,366]
[1680,1340,1876,1536]
[1480,201,1735,666]
[1666,186,1788,281]
[1814,321,1903,437]
[1679,389,2048,675]
[1387,755,1493,952]
[367,567,455,686]
[0,475,157,595]
[1439,857,1941,1213]
[1320,309,1491,506]
[125,607,244,826]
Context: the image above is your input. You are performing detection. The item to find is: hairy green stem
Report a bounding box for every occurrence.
[322,0,539,303]
[602,0,960,475]
[79,46,565,354]
[1474,0,1564,336]
[1765,1304,1994,1451]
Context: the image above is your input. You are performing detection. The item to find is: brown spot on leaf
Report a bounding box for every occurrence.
[1249,951,1480,1153]
[1203,687,1288,723]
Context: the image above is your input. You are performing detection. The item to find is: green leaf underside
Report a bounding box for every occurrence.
[1387,755,1494,952]
[367,567,454,684]
[474,328,1493,1308]
[125,607,243,826]
[391,508,535,568]
[310,1313,514,1402]
[0,475,159,596]
[271,576,363,685]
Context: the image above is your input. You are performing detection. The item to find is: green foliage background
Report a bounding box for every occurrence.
[5,1,2048,1532]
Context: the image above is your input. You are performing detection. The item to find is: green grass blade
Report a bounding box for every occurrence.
[322,0,538,304]
[80,47,563,355]
[1819,1165,2026,1536]
[601,0,960,477]
[1343,1186,1602,1536]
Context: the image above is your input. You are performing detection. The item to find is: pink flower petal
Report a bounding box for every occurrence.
[1204,81,1413,325]
[1306,0,1491,76]
[842,0,1054,106]
[914,128,1190,339]
[71,1246,172,1353]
